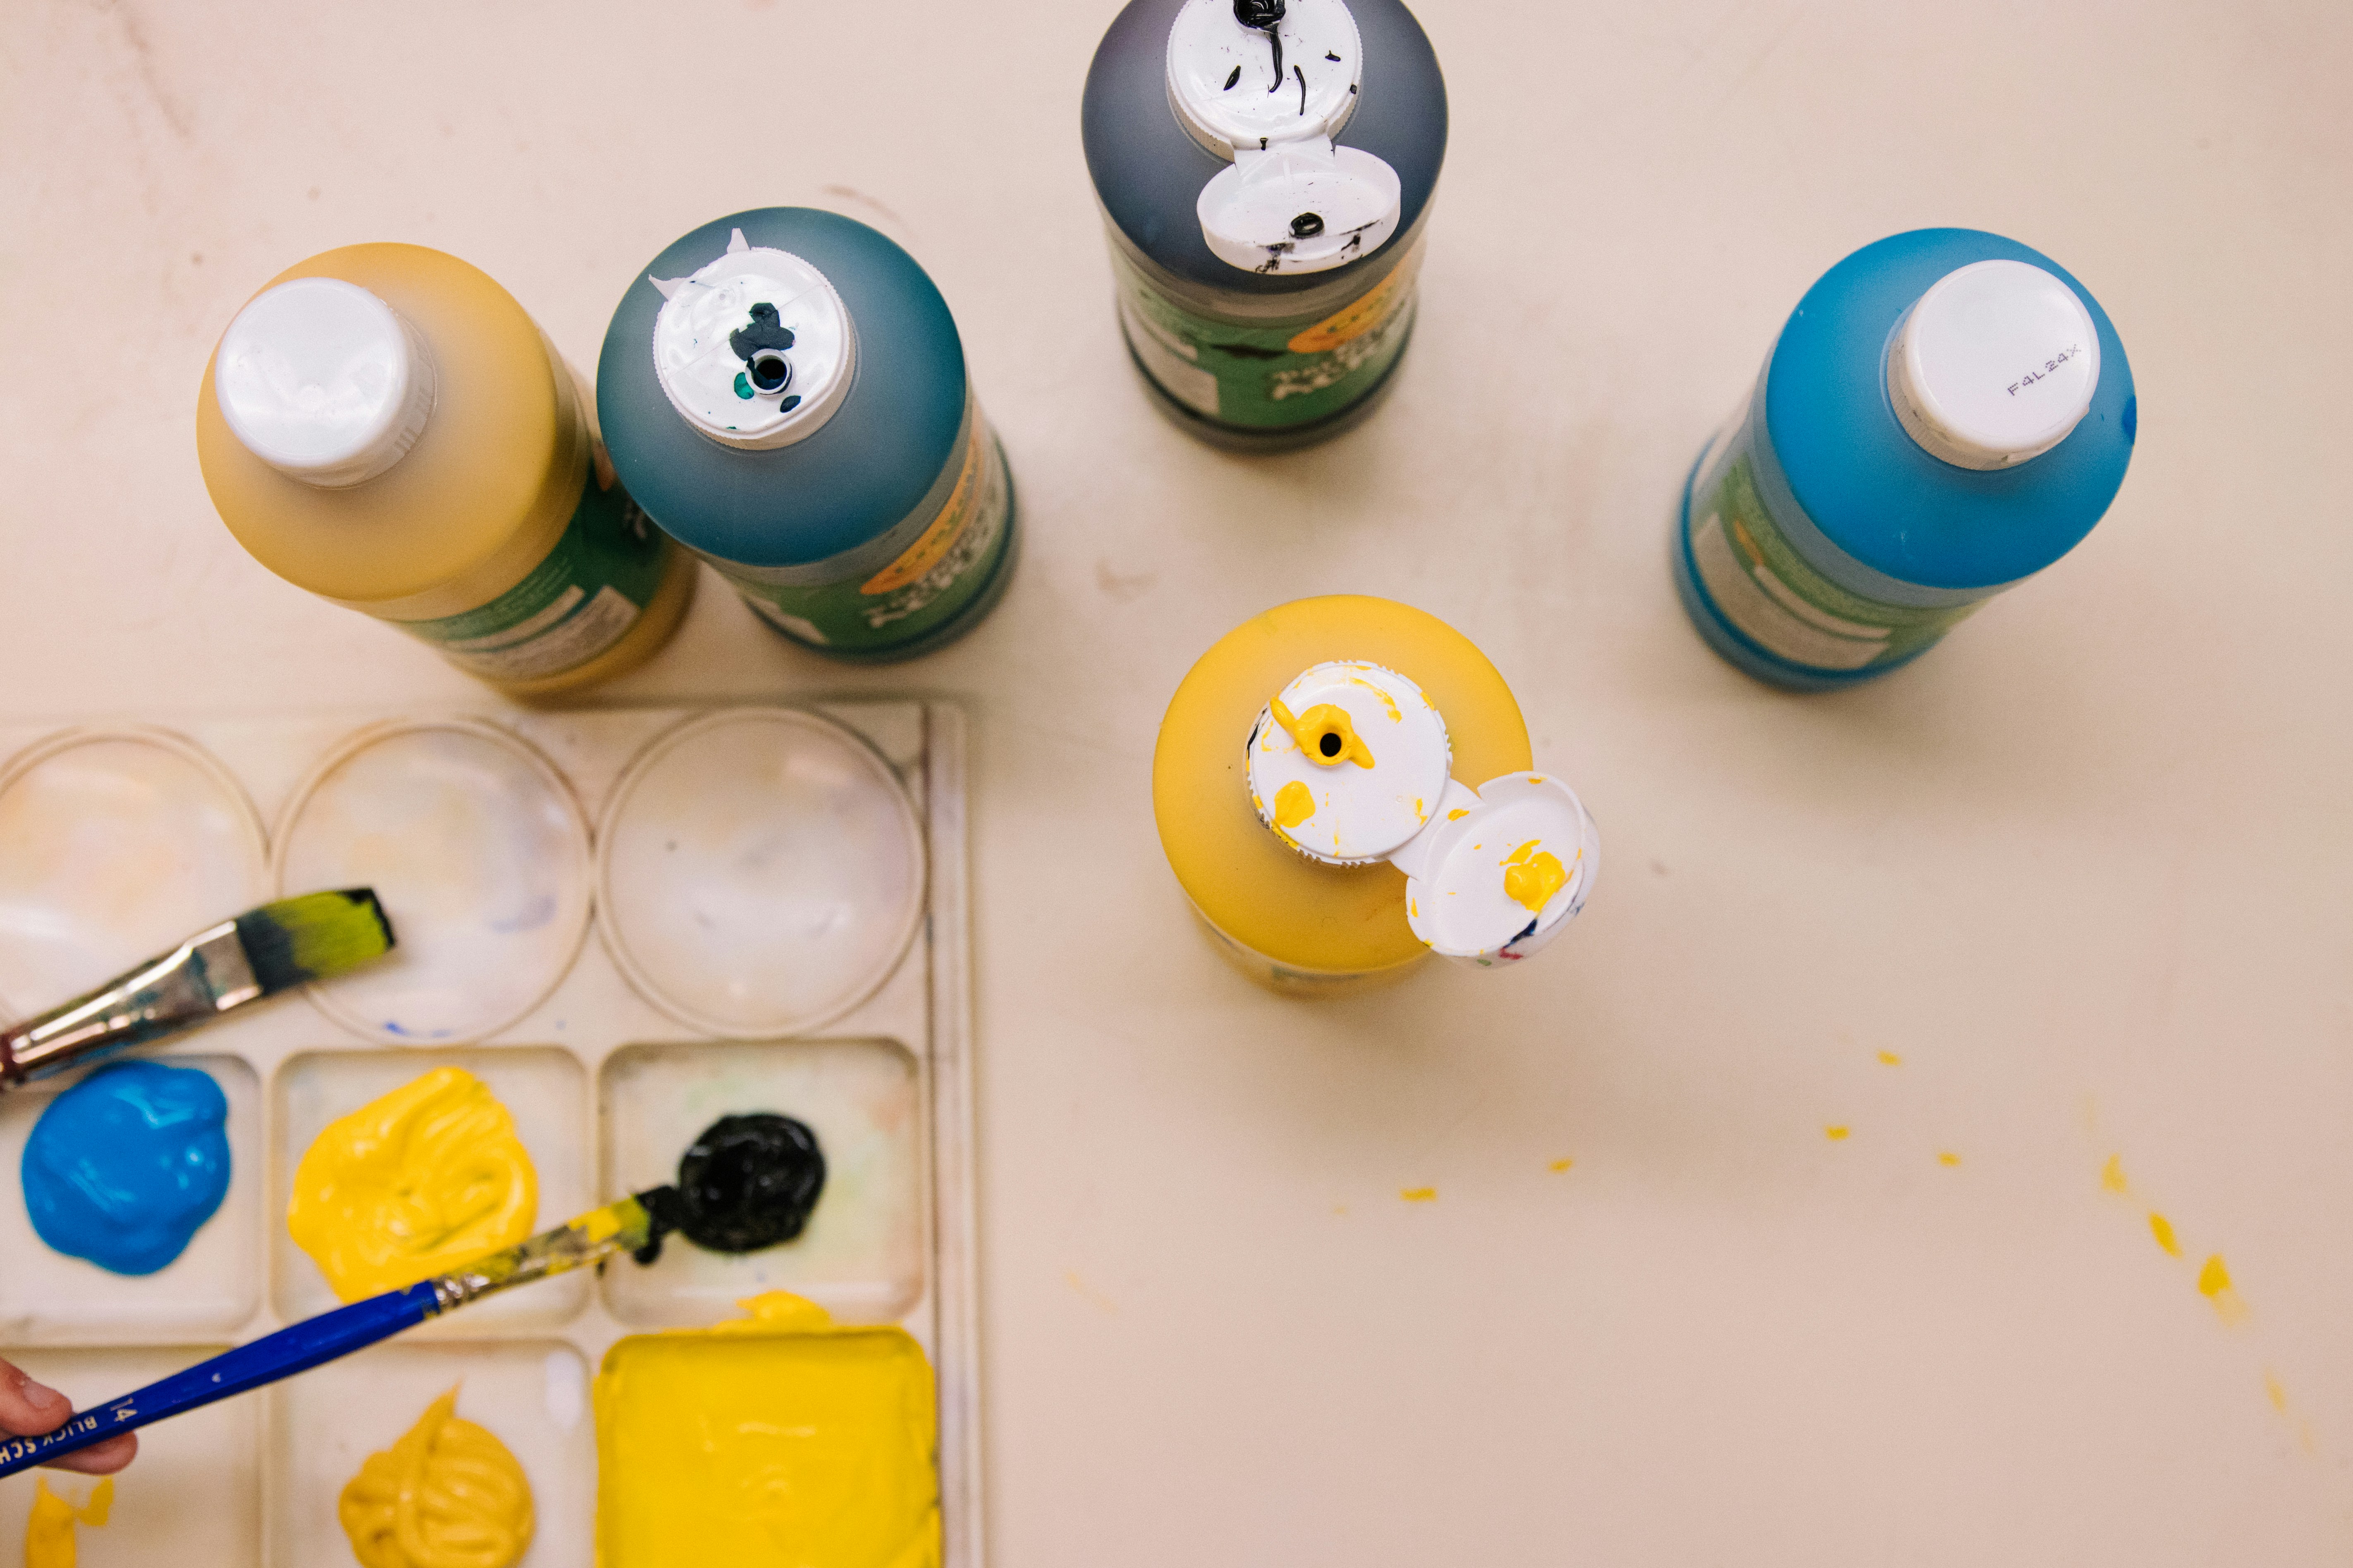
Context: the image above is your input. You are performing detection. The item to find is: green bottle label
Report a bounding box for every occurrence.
[396,463,674,682]
[725,404,1014,654]
[1112,242,1420,431]
[1683,409,1984,673]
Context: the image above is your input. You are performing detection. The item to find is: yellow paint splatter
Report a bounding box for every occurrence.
[2101,1154,2129,1194]
[2147,1212,2181,1256]
[1269,696,1374,767]
[1938,1151,1961,1167]
[1548,1158,1574,1174]
[1824,1126,1850,1141]
[1501,841,1567,913]
[2199,1254,2248,1324]
[2265,1370,2288,1413]
[1877,1050,1903,1066]
[1446,808,1469,821]
[1273,779,1316,828]
[1399,1186,1437,1203]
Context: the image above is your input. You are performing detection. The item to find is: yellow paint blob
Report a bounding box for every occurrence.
[1824,1126,1850,1141]
[1269,696,1375,768]
[1273,780,1316,829]
[2101,1154,2129,1194]
[288,1067,539,1301]
[1399,1186,1437,1202]
[1547,1158,1574,1174]
[1938,1152,1962,1167]
[1501,841,1567,914]
[2197,1254,2248,1323]
[595,1292,939,1568]
[2148,1212,2181,1256]
[24,1476,112,1568]
[1877,1050,1903,1066]
[339,1386,534,1568]
[1446,808,1469,821]
[2265,1370,2289,1413]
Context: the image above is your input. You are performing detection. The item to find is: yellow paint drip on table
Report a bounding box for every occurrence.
[595,1291,940,1568]
[288,1066,539,1300]
[1399,1186,1437,1202]
[2147,1212,2181,1256]
[339,1386,534,1568]
[24,1476,111,1568]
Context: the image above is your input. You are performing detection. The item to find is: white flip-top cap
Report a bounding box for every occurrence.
[648,228,856,451]
[1166,0,1401,275]
[1886,260,2101,471]
[1246,661,1601,966]
[213,278,437,488]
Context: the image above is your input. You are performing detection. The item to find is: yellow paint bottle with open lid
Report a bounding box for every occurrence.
[1153,595,1599,994]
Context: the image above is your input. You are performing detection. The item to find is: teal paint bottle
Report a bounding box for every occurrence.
[1082,0,1448,451]
[598,210,1017,661]
[1673,229,2137,689]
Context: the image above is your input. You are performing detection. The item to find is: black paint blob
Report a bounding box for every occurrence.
[633,1113,826,1264]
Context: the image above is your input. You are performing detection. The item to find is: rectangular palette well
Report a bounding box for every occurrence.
[0,701,981,1568]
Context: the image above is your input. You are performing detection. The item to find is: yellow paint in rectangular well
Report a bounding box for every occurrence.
[594,1291,939,1568]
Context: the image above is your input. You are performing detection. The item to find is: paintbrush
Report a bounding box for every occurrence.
[0,1112,825,1478]
[0,890,394,1090]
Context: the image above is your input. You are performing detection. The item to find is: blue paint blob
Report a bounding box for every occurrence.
[21,1061,232,1275]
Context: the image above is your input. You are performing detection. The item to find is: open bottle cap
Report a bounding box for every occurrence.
[647,227,856,451]
[1246,662,1600,966]
[1166,0,1401,275]
[213,278,437,488]
[1885,259,2101,470]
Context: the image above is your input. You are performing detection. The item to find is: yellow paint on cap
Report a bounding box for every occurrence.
[288,1066,539,1301]
[24,1477,112,1568]
[339,1386,534,1568]
[1273,779,1316,829]
[1270,696,1376,768]
[1501,841,1566,914]
[595,1292,940,1568]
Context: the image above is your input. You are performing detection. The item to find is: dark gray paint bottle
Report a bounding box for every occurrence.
[1082,0,1448,452]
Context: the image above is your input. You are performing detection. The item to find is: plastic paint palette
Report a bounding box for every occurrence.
[0,702,981,1568]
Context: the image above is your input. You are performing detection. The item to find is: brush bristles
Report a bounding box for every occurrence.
[234,889,396,994]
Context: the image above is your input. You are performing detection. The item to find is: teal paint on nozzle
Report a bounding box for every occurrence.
[1673,229,2137,689]
[597,210,1017,662]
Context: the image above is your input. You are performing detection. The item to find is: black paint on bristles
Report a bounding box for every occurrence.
[234,888,395,994]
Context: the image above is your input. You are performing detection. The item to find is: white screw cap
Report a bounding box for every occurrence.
[647,228,856,451]
[1166,0,1402,275]
[213,278,436,488]
[1247,662,1451,865]
[1885,259,2102,471]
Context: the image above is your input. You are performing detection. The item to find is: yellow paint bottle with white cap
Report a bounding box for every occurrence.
[197,245,696,696]
[1153,595,1599,995]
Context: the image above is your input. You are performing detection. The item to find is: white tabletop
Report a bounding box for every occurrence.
[4,2,2350,1562]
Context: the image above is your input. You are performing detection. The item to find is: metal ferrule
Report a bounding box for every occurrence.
[0,922,257,1088]
[423,1195,656,1317]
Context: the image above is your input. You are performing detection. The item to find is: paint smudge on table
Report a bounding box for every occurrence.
[1398,1186,1436,1203]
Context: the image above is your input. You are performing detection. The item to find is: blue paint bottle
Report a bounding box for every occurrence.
[1673,229,2137,689]
[598,210,1017,661]
[22,1061,231,1275]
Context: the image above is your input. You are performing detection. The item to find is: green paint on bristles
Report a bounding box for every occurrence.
[233,888,395,994]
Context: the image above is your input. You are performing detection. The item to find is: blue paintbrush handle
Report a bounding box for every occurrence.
[0,1281,438,1479]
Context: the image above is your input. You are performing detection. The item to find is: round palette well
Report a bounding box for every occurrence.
[274,720,592,1045]
[0,726,268,1016]
[597,708,926,1038]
